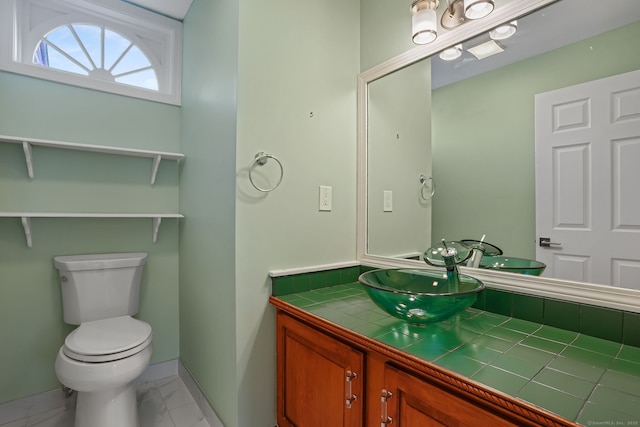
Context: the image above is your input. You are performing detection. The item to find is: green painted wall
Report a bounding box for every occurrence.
[432,21,640,258]
[2,1,360,423]
[360,0,414,71]
[368,59,432,258]
[0,72,181,403]
[235,0,359,424]
[179,0,360,425]
[179,0,239,425]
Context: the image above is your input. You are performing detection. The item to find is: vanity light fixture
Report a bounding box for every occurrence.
[440,0,465,29]
[489,20,518,40]
[440,0,494,29]
[463,0,495,19]
[439,44,463,60]
[411,0,439,45]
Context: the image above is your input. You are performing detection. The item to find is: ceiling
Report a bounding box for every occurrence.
[431,0,640,88]
[122,0,638,82]
[125,0,193,20]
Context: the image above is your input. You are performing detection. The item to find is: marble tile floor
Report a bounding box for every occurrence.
[0,376,212,427]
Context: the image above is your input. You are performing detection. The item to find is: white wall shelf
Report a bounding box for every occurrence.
[0,213,184,248]
[0,135,185,184]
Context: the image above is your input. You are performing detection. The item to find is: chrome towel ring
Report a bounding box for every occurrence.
[249,151,284,192]
[419,174,435,201]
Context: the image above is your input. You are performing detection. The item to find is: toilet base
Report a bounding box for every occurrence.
[75,384,139,427]
[55,344,152,427]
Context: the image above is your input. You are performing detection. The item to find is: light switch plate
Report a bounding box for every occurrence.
[383,190,393,212]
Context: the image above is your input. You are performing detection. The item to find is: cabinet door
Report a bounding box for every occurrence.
[382,364,521,427]
[277,312,364,427]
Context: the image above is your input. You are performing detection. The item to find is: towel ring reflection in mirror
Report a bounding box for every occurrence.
[249,151,284,192]
[419,174,435,201]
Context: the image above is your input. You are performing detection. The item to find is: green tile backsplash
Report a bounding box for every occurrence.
[623,312,640,347]
[271,266,360,296]
[543,299,582,332]
[271,265,640,347]
[580,305,624,343]
[468,277,637,346]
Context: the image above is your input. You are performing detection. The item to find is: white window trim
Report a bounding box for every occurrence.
[0,0,182,105]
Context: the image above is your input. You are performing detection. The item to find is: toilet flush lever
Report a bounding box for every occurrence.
[61,276,68,282]
[539,237,562,248]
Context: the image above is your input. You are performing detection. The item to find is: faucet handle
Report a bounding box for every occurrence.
[439,245,457,257]
[440,247,459,269]
[423,240,472,267]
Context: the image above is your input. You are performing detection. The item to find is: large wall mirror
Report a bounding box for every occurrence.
[357,0,640,311]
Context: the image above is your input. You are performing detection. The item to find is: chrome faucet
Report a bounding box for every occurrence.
[440,246,458,273]
[440,240,460,290]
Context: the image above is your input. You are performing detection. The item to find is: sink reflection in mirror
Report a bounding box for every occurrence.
[424,238,546,276]
[479,255,546,276]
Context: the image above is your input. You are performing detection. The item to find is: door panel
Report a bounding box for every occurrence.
[535,69,640,288]
[553,143,590,228]
[612,137,640,229]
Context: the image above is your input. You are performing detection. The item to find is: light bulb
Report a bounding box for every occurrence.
[439,44,462,61]
[463,0,494,20]
[412,8,437,45]
[489,20,517,40]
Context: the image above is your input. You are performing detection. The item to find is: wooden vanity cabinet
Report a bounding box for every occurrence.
[274,303,578,427]
[276,311,364,427]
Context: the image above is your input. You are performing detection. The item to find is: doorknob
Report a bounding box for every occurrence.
[539,237,562,248]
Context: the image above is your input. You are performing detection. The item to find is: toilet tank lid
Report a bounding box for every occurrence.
[54,252,148,271]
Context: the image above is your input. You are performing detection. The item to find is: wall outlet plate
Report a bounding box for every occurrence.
[319,185,332,211]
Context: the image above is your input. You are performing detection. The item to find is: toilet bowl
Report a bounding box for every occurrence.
[55,316,152,427]
[53,253,152,427]
[55,315,153,427]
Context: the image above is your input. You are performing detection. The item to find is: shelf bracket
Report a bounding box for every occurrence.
[151,154,162,185]
[152,217,162,243]
[22,142,34,179]
[21,216,33,248]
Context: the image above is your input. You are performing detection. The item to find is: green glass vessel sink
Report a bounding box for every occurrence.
[358,268,485,324]
[479,256,546,276]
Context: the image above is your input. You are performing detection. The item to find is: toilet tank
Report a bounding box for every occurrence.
[54,253,148,325]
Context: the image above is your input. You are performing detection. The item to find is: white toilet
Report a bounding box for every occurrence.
[53,253,153,427]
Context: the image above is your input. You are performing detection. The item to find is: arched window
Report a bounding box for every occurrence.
[34,24,158,91]
[0,0,181,105]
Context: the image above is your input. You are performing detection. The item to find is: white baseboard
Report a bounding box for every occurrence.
[136,358,179,384]
[178,362,225,427]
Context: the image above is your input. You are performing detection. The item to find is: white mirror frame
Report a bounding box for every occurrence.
[356,0,640,313]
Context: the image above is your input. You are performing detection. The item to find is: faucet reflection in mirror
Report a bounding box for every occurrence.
[424,238,547,276]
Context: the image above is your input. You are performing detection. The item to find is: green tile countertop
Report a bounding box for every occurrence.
[276,283,640,426]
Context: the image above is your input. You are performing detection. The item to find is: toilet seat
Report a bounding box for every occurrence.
[63,315,152,363]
